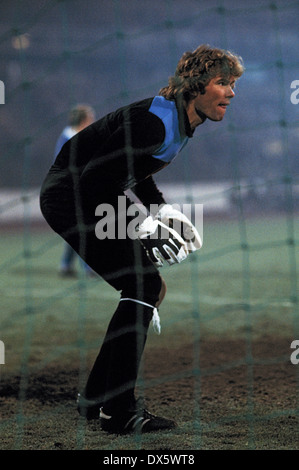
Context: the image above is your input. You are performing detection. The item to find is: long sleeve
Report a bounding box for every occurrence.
[131,175,166,212]
[78,101,167,194]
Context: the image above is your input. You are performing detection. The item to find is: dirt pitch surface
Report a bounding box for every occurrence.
[1,336,298,451]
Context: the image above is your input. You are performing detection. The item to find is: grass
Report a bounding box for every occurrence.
[1,215,298,372]
[0,214,298,450]
[0,218,296,353]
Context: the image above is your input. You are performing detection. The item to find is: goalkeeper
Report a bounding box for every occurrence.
[40,44,244,434]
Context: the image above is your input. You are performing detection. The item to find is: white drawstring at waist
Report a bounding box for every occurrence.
[120,298,161,335]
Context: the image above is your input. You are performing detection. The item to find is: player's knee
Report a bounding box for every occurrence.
[141,273,166,307]
[142,272,163,305]
[121,271,162,306]
[156,276,167,307]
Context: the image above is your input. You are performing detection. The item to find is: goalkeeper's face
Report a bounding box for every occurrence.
[187,75,236,128]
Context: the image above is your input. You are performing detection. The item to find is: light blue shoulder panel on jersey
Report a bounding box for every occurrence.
[149,96,189,163]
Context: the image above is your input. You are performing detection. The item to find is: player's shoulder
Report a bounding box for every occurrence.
[93,97,166,145]
[127,96,176,118]
[114,97,166,131]
[116,97,156,117]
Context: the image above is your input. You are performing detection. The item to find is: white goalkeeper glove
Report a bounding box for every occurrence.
[155,204,202,253]
[136,216,188,267]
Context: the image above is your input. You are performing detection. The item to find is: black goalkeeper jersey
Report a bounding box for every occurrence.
[45,96,193,209]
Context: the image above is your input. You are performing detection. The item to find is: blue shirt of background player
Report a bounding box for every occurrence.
[54,126,76,159]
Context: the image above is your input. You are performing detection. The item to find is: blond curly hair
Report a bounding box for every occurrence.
[159,44,244,102]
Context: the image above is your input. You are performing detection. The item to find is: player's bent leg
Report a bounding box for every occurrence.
[78,244,163,421]
[96,294,177,434]
[156,275,167,308]
[44,191,173,431]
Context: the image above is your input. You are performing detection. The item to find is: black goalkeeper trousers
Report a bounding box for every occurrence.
[40,174,162,413]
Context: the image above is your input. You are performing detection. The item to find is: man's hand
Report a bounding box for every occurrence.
[136,216,188,267]
[155,204,202,253]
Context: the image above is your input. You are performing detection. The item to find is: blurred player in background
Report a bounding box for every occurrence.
[40,45,244,434]
[54,104,96,277]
